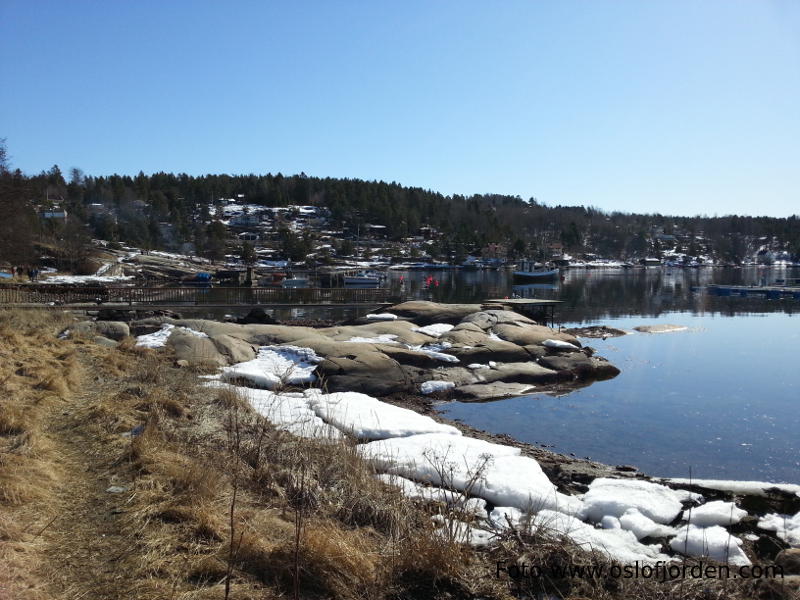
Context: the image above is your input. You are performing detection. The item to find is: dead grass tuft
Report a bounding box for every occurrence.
[265,520,382,598]
[214,386,250,412]
[157,502,225,542]
[0,402,31,435]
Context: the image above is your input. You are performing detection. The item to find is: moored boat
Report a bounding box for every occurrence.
[513,259,559,281]
[343,270,385,286]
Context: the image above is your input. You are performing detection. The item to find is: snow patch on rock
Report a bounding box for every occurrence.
[413,323,455,338]
[220,345,321,389]
[365,313,398,321]
[345,334,400,344]
[421,380,456,394]
[543,339,579,350]
[136,323,209,348]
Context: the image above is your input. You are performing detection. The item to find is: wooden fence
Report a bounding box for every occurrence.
[0,285,400,306]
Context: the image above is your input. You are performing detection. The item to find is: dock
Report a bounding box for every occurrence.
[482,298,562,326]
[0,285,402,310]
[701,284,800,300]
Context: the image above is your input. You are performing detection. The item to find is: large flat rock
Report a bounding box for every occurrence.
[492,322,580,347]
[123,310,620,394]
[72,320,130,341]
[316,349,412,396]
[169,330,227,367]
[476,362,565,384]
[386,301,482,325]
[461,309,537,330]
[210,334,257,364]
[453,382,536,402]
[447,340,531,363]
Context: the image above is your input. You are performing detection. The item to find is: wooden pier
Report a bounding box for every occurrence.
[0,285,401,309]
[482,298,562,326]
[702,284,800,300]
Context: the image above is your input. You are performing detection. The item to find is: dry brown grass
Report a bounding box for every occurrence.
[0,310,82,599]
[0,309,775,600]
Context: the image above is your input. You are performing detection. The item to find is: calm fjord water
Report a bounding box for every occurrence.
[409,266,799,483]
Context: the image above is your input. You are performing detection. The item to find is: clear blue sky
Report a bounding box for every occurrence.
[2,1,798,217]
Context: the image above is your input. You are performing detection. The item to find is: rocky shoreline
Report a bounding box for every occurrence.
[65,301,800,577]
[383,392,800,564]
[73,300,621,401]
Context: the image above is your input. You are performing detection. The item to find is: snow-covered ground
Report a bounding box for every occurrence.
[306,390,460,439]
[40,273,135,284]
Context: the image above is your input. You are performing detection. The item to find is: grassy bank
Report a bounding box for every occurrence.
[0,310,785,600]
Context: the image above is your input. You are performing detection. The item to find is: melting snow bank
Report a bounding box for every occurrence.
[662,478,800,498]
[758,512,800,546]
[357,433,582,515]
[305,390,461,439]
[491,507,671,564]
[136,323,208,348]
[204,383,458,441]
[580,478,683,524]
[670,525,751,566]
[202,349,786,566]
[208,382,342,440]
[220,345,321,389]
[683,500,747,527]
[376,473,487,516]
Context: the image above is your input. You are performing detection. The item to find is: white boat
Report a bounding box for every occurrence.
[343,270,384,286]
[513,259,560,281]
[282,277,309,288]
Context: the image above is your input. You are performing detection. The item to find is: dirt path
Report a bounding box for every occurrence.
[36,351,143,600]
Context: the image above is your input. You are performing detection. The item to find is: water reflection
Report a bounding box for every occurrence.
[440,312,800,483]
[391,266,800,322]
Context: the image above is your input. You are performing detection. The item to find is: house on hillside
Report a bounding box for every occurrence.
[39,207,68,221]
[482,243,506,259]
[655,233,677,243]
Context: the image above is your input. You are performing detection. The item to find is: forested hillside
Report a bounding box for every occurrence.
[1,139,798,266]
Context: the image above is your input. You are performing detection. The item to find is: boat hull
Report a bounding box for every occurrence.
[512,268,559,281]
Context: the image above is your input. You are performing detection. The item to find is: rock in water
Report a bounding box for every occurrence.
[633,324,688,334]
